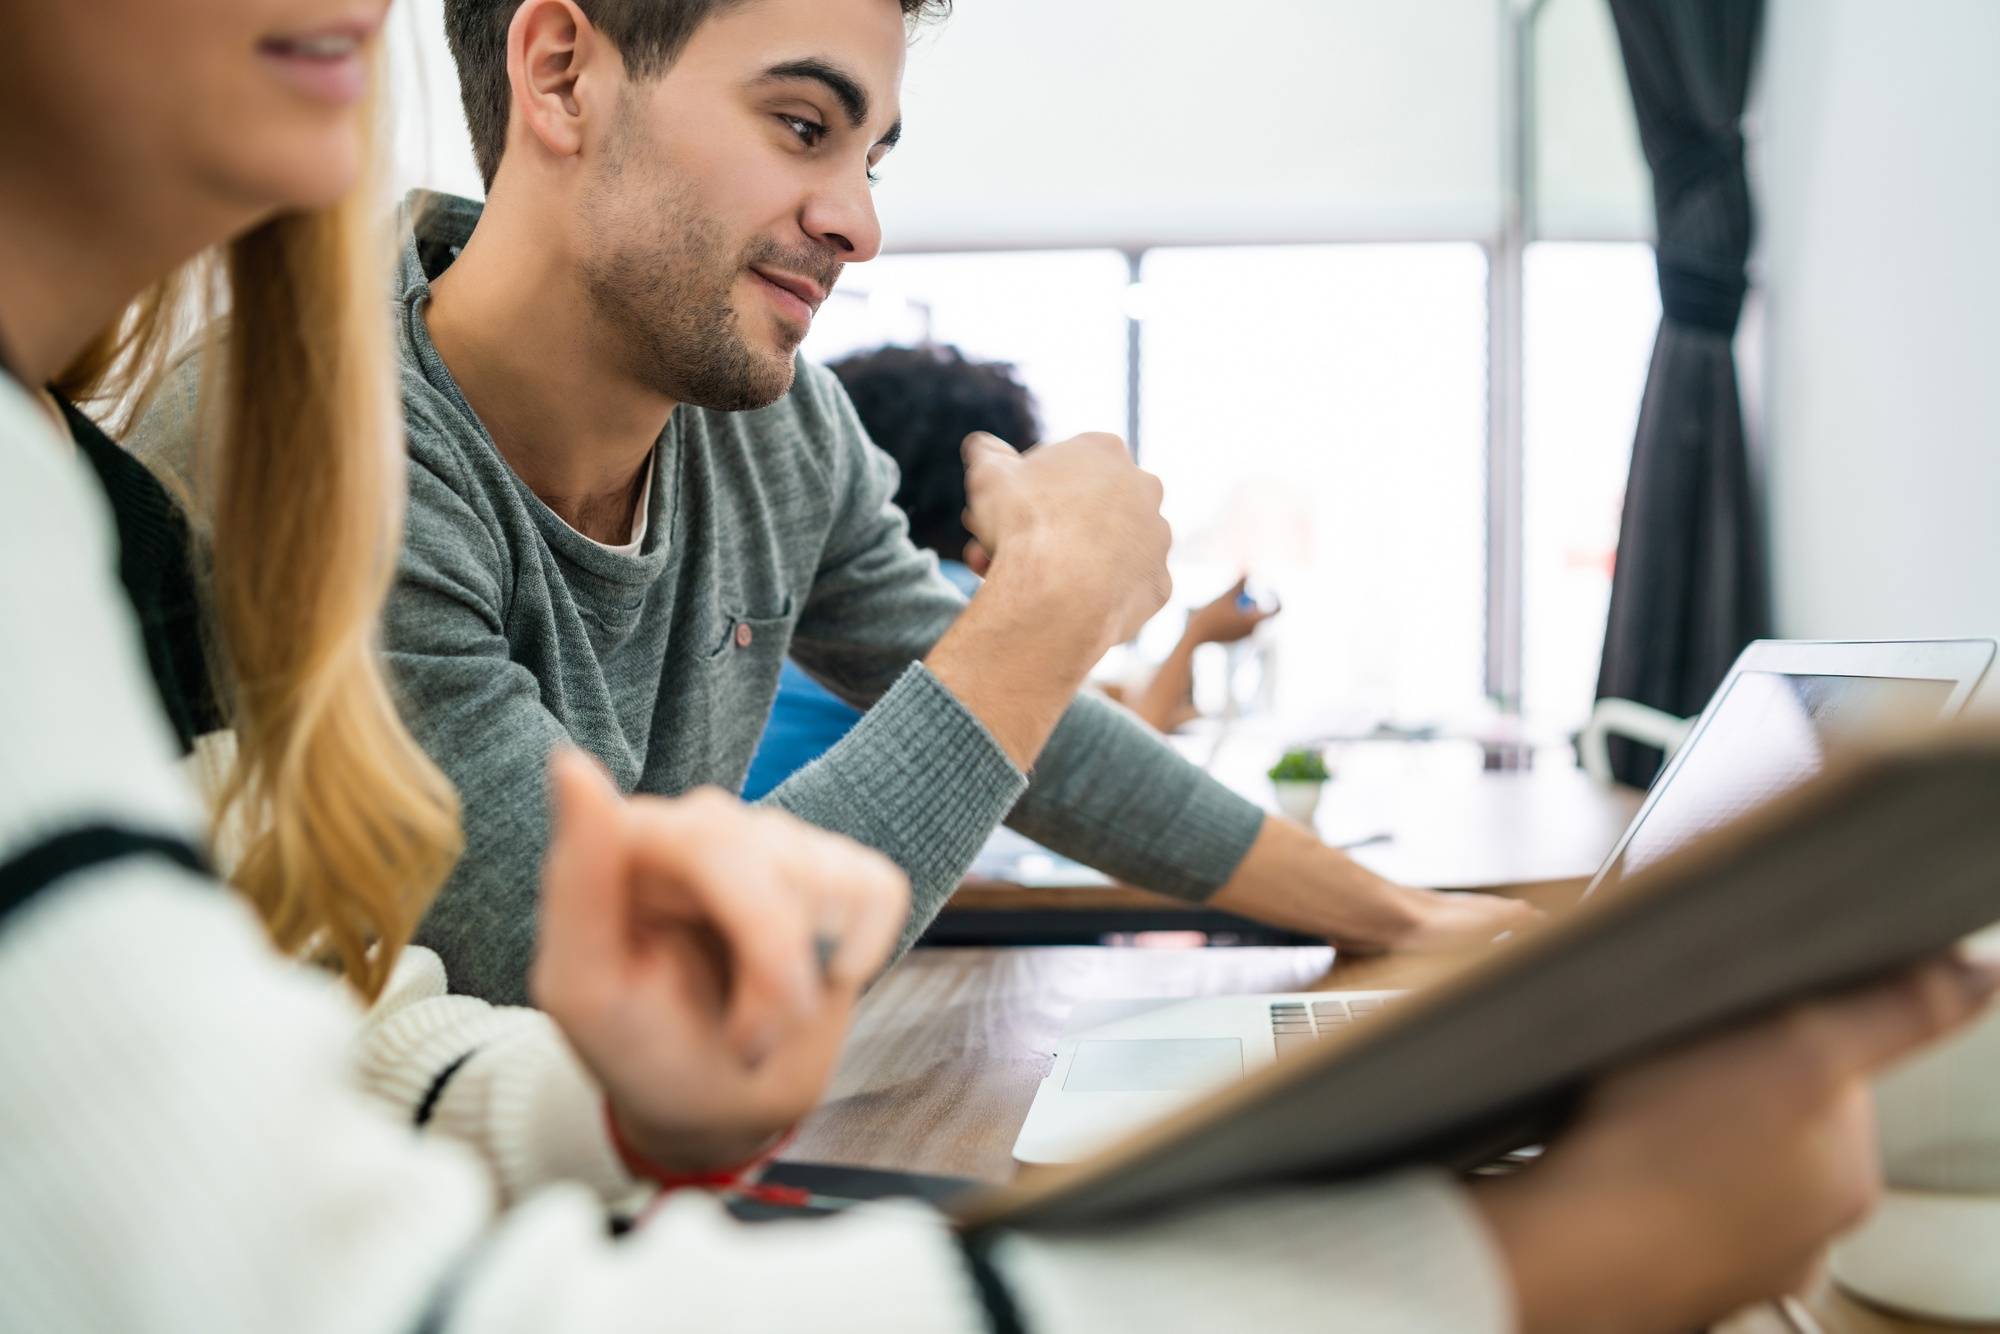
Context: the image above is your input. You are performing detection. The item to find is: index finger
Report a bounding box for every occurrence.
[534,748,631,1005]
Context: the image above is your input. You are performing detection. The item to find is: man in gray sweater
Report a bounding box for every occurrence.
[370,0,1536,1003]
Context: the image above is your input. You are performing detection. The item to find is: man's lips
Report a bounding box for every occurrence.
[749,266,827,315]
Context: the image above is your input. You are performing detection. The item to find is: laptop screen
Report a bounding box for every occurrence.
[1588,671,1959,895]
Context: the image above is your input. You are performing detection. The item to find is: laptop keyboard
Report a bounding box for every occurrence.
[1269,997,1396,1058]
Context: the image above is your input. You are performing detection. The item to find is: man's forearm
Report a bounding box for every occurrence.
[922,537,1108,771]
[1208,816,1420,939]
[1209,816,1545,952]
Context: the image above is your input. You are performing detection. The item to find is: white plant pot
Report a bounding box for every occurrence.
[1271,780,1324,827]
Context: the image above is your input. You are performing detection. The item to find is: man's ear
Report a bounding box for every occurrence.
[506,0,613,167]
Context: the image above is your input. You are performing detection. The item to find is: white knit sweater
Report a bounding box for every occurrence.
[0,378,1514,1332]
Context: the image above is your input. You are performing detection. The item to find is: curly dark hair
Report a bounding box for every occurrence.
[830,344,1041,563]
[444,0,952,190]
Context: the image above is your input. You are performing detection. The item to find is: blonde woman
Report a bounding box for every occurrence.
[0,2,1994,1331]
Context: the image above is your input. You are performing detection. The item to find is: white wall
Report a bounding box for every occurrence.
[881,0,1501,250]
[382,0,1514,245]
[380,1,1665,251]
[1757,0,2000,642]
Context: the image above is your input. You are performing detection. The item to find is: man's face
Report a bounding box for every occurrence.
[578,0,907,411]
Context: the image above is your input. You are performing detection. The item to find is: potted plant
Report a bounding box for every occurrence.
[1267,746,1331,826]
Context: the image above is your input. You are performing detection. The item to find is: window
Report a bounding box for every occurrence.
[800,240,1657,738]
[1135,245,1492,725]
[803,250,1131,441]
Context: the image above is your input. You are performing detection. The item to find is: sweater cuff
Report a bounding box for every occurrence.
[353,949,638,1209]
[436,1021,640,1209]
[762,662,1028,952]
[992,1171,1514,1333]
[1008,693,1268,902]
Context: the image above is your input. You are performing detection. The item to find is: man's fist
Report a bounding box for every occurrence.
[960,430,1172,651]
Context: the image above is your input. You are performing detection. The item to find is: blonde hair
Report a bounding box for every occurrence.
[59,69,461,1001]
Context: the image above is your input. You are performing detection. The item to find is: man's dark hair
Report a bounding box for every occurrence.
[830,344,1041,562]
[444,0,951,191]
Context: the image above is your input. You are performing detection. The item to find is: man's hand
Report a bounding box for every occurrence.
[1209,815,1541,952]
[1472,956,2000,1334]
[531,750,909,1174]
[928,429,1172,771]
[960,430,1171,655]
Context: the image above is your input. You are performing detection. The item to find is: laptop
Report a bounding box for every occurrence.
[1011,638,1997,1165]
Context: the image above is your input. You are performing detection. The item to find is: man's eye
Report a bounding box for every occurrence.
[781,115,826,148]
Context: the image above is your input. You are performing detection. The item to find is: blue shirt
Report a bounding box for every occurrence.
[742,560,980,800]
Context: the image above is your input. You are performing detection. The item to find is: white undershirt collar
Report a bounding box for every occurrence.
[563,450,655,557]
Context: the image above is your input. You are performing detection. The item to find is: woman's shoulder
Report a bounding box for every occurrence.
[0,378,118,561]
[0,377,204,871]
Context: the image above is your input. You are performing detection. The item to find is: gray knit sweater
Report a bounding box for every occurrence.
[138,193,1268,1004]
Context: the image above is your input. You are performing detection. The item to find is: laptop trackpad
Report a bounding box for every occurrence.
[1063,1038,1244,1093]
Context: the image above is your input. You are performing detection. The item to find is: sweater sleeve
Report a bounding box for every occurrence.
[1,869,1516,1334]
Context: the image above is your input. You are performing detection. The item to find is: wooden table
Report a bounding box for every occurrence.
[790,936,1957,1333]
[934,763,1646,942]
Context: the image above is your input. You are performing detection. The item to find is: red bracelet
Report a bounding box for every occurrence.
[604,1101,796,1193]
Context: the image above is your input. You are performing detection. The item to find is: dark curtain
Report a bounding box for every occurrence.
[1595,0,1769,786]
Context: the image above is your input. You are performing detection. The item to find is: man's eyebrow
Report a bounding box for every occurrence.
[757,58,901,146]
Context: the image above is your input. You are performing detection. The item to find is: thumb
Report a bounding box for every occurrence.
[1805,955,2000,1083]
[962,430,1018,471]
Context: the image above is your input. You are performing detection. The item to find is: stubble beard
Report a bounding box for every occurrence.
[578,116,845,413]
[580,171,797,411]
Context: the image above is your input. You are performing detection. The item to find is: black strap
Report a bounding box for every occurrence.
[414,1049,482,1128]
[0,824,209,928]
[958,1233,1028,1334]
[60,398,224,753]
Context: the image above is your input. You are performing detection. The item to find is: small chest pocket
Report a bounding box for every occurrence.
[683,596,797,784]
[701,594,797,664]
